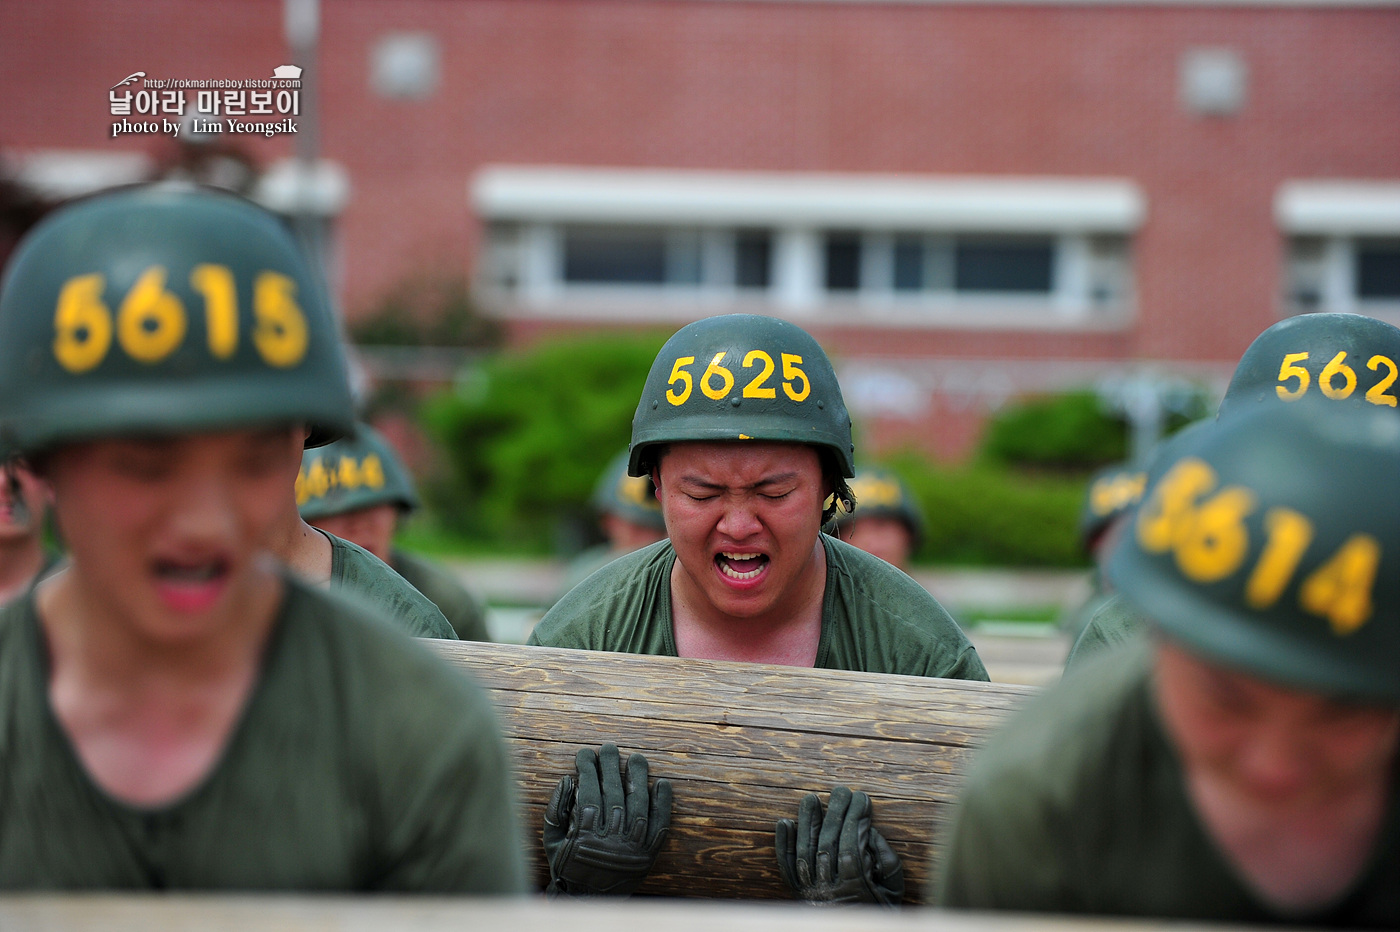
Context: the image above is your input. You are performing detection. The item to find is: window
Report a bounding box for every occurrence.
[955,237,1053,293]
[473,166,1142,325]
[734,230,772,289]
[563,227,668,285]
[824,232,861,291]
[1357,240,1400,300]
[816,230,1129,310]
[532,225,772,292]
[1276,181,1400,319]
[1282,236,1400,314]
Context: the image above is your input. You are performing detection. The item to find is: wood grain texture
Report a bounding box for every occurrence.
[428,640,1035,903]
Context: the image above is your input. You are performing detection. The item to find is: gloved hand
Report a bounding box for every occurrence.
[775,785,905,906]
[542,743,673,897]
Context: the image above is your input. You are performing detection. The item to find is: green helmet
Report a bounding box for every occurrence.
[591,449,666,531]
[833,467,924,549]
[0,183,353,457]
[629,314,854,478]
[1108,401,1400,703]
[297,422,420,520]
[1217,312,1400,419]
[1078,462,1147,550]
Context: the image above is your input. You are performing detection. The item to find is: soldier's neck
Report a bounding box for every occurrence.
[269,511,333,586]
[669,542,825,667]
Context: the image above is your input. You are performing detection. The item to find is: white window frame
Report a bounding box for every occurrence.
[473,166,1145,329]
[1276,181,1400,323]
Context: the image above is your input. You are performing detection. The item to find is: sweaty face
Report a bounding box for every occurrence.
[656,441,828,624]
[308,503,399,563]
[45,427,304,642]
[841,516,914,571]
[1154,640,1400,815]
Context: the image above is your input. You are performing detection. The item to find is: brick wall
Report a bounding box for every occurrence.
[4,0,1397,458]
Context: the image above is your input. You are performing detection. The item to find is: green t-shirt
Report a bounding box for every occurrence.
[324,531,457,640]
[530,536,987,680]
[392,549,491,642]
[0,580,525,892]
[935,644,1400,925]
[1063,592,1148,672]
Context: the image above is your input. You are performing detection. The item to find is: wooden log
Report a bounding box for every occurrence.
[428,641,1035,903]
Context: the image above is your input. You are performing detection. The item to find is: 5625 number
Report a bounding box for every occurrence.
[665,351,810,406]
[1276,351,1398,407]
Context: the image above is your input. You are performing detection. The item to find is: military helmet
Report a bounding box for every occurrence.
[297,422,420,520]
[1078,462,1147,550]
[1108,401,1400,703]
[1217,312,1400,419]
[591,449,666,531]
[0,183,353,457]
[629,314,854,478]
[833,467,924,549]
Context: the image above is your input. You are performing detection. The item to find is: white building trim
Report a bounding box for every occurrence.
[1275,181,1400,236]
[5,149,152,200]
[473,166,1146,234]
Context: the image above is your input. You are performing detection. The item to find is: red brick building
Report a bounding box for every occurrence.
[3,0,1398,458]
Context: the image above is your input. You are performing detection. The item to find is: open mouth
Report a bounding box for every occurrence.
[716,551,769,581]
[151,557,232,612]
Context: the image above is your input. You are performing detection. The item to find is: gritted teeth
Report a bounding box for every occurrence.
[716,551,769,581]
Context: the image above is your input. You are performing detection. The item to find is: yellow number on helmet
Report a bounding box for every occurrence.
[117,267,187,365]
[53,274,114,373]
[252,272,309,368]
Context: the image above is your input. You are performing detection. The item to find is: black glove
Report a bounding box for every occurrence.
[775,785,905,906]
[542,743,673,897]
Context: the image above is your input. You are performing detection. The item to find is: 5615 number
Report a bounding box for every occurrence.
[53,265,309,374]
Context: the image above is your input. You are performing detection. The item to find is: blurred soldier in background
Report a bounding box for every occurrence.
[1068,312,1400,669]
[0,184,522,891]
[936,402,1399,925]
[533,314,984,904]
[829,466,924,572]
[299,423,490,641]
[0,464,58,605]
[1056,462,1144,641]
[557,449,668,598]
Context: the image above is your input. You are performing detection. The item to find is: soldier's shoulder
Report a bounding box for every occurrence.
[531,540,673,645]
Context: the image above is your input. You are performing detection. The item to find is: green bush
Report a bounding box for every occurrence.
[981,390,1127,468]
[420,332,669,551]
[885,453,1088,566]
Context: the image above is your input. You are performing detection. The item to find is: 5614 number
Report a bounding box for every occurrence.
[1136,457,1379,635]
